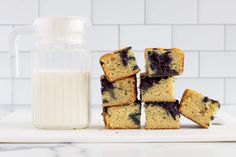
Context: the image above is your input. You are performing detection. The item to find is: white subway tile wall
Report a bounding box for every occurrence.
[0,26,13,51]
[0,53,11,78]
[40,0,91,18]
[175,78,224,103]
[0,0,236,107]
[18,53,31,78]
[179,52,198,78]
[0,80,11,104]
[0,0,38,24]
[120,25,172,50]
[88,25,119,51]
[173,25,225,50]
[12,79,32,105]
[146,0,198,24]
[93,0,145,24]
[200,52,236,77]
[225,79,236,104]
[226,25,236,50]
[199,0,236,24]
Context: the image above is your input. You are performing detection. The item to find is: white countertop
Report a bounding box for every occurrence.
[0,143,236,157]
[0,105,236,157]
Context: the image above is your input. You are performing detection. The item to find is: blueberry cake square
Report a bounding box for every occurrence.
[102,101,141,129]
[99,47,140,82]
[100,75,137,107]
[179,89,220,128]
[145,101,180,129]
[145,48,184,77]
[140,73,175,102]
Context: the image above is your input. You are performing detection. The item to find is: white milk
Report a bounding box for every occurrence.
[32,70,90,129]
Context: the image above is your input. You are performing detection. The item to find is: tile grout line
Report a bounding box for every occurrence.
[171,25,174,47]
[197,0,200,24]
[87,50,236,53]
[198,51,200,78]
[118,25,120,48]
[38,0,40,17]
[90,103,232,106]
[90,0,94,78]
[10,25,14,106]
[9,24,14,106]
[90,77,230,80]
[224,78,226,104]
[89,50,236,53]
[0,51,31,53]
[0,78,31,80]
[144,0,146,24]
[91,0,94,24]
[0,77,234,80]
[1,24,236,26]
[224,24,227,50]
[11,79,14,106]
[0,104,31,108]
[0,24,29,26]
[10,70,14,106]
[90,23,233,26]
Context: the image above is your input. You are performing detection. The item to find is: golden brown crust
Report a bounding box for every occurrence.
[102,103,141,129]
[101,111,109,129]
[100,53,113,61]
[179,110,209,128]
[102,101,135,107]
[172,48,185,75]
[142,98,176,103]
[104,125,141,129]
[100,53,115,82]
[145,48,168,53]
[99,47,140,82]
[101,75,137,107]
[144,103,180,129]
[100,46,132,60]
[179,105,209,128]
[145,48,156,52]
[179,89,208,128]
[140,74,175,102]
[179,89,220,128]
[113,47,131,53]
[181,51,185,74]
[102,68,140,82]
[144,127,180,130]
[179,89,190,107]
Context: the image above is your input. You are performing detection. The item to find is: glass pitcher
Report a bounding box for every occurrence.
[9,17,91,129]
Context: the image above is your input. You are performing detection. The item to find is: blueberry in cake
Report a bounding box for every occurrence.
[179,89,220,128]
[145,101,180,129]
[140,73,175,102]
[100,75,137,107]
[145,48,184,77]
[102,101,141,129]
[99,47,140,82]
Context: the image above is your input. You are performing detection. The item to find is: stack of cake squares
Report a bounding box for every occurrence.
[98,47,221,129]
[140,48,184,129]
[99,47,141,129]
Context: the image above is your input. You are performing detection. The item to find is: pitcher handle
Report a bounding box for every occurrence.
[9,26,35,77]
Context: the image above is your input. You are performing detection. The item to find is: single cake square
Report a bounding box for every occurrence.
[100,47,140,82]
[145,48,184,77]
[145,101,180,129]
[179,89,220,128]
[140,73,175,102]
[100,75,137,107]
[102,101,141,129]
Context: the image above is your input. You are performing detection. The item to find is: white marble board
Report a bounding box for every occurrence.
[0,109,236,143]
